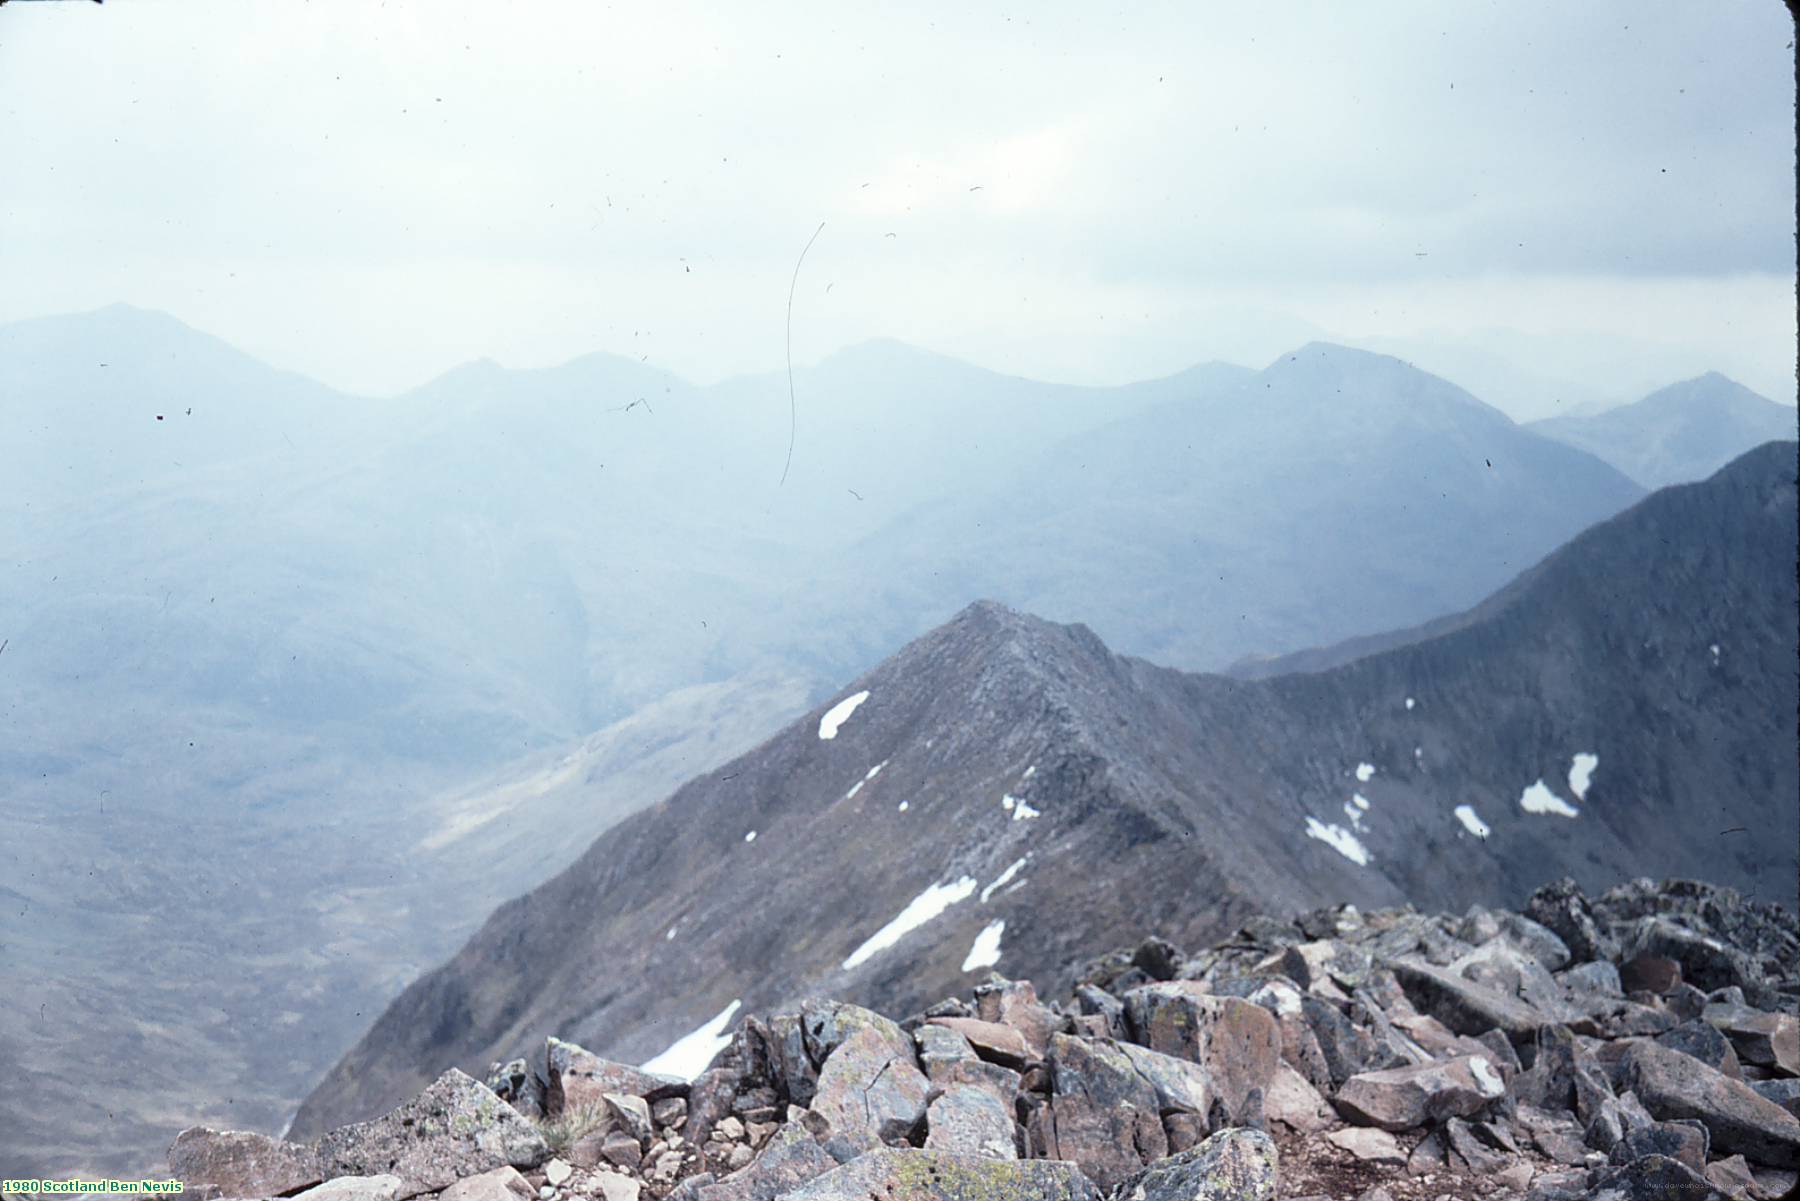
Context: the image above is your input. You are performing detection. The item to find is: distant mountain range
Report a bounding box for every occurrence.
[291,442,1799,1139]
[1529,371,1797,489]
[3,305,1791,1173]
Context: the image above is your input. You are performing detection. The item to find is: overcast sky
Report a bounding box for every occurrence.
[1,0,1793,417]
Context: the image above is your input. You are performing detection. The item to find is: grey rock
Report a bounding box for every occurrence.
[695,1122,838,1201]
[1524,878,1616,965]
[1392,959,1553,1045]
[783,1148,1102,1201]
[801,998,914,1068]
[1124,984,1281,1127]
[1704,1002,1800,1076]
[1325,1126,1405,1165]
[312,1069,549,1200]
[1750,1078,1800,1118]
[1075,985,1127,1040]
[1558,961,1623,997]
[685,1067,741,1146]
[1112,1127,1279,1201]
[810,1023,931,1149]
[1588,1153,1727,1201]
[1622,917,1764,1000]
[167,1127,325,1199]
[1044,1034,1167,1186]
[292,1176,404,1201]
[1657,1021,1744,1079]
[766,1013,817,1108]
[923,1085,1017,1160]
[1583,1091,1656,1154]
[1606,1119,1709,1172]
[1334,1053,1508,1132]
[1113,1041,1215,1117]
[1618,1039,1800,1167]
[925,1017,1031,1068]
[546,1038,686,1116]
[1261,1061,1335,1134]
[438,1166,535,1201]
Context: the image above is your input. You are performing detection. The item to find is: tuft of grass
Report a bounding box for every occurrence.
[534,1101,615,1154]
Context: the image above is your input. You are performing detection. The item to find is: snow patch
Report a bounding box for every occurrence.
[1469,1056,1504,1098]
[744,830,757,843]
[843,876,978,970]
[1405,697,1416,710]
[1022,765,1037,779]
[981,857,1028,903]
[897,801,909,812]
[845,780,865,799]
[1568,753,1598,801]
[1355,762,1376,783]
[817,691,870,740]
[1352,793,1371,811]
[643,999,741,1081]
[1519,779,1579,818]
[1011,798,1041,821]
[1453,804,1491,839]
[961,920,1006,972]
[1305,816,1371,866]
[1710,643,1721,659]
[665,924,679,941]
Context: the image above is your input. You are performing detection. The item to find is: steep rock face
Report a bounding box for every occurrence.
[293,444,1798,1138]
[1529,373,1798,489]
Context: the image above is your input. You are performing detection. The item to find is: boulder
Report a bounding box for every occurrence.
[801,999,914,1068]
[167,1127,325,1199]
[1261,1062,1334,1135]
[1618,1039,1800,1167]
[1333,1054,1507,1132]
[695,1122,839,1201]
[292,1176,404,1201]
[782,1148,1102,1201]
[925,1017,1031,1068]
[1391,959,1552,1045]
[1111,1127,1278,1201]
[972,978,1058,1061]
[1113,1041,1214,1118]
[311,1069,549,1199]
[1656,1020,1743,1079]
[1324,1126,1404,1166]
[1606,1119,1709,1172]
[1588,1153,1727,1201]
[546,1038,686,1116]
[923,1085,1017,1160]
[438,1166,535,1201]
[1029,1093,1163,1192]
[809,1024,931,1149]
[1704,1003,1800,1076]
[1524,878,1616,965]
[1123,985,1281,1126]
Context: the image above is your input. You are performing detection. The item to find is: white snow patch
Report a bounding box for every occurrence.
[1022,765,1037,779]
[897,800,909,812]
[1413,746,1423,760]
[1453,804,1491,839]
[866,761,887,779]
[1355,762,1376,783]
[1519,779,1579,818]
[1001,794,1015,811]
[1710,643,1721,659]
[1568,753,1598,801]
[961,920,1006,972]
[666,924,679,941]
[1405,697,1416,710]
[1305,816,1371,866]
[1469,1056,1504,1098]
[643,999,742,1080]
[744,830,757,843]
[1352,793,1371,811]
[1011,798,1041,821]
[817,691,870,740]
[843,876,978,970]
[845,780,865,800]
[981,857,1028,903]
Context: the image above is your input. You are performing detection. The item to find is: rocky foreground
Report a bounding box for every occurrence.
[168,878,1798,1201]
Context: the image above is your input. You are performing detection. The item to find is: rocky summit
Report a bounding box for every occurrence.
[169,877,1798,1201]
[291,444,1798,1138]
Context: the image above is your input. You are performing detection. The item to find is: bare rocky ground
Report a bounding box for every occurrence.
[138,876,1798,1201]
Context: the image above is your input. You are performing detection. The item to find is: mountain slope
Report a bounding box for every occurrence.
[1528,372,1797,488]
[824,342,1647,673]
[292,441,1798,1138]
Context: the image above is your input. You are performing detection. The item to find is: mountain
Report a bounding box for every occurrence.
[821,343,1647,674]
[291,442,1799,1138]
[1529,373,1797,488]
